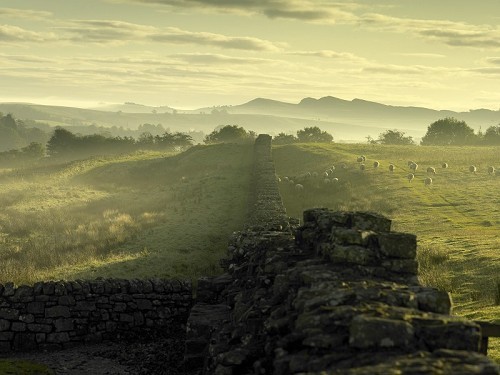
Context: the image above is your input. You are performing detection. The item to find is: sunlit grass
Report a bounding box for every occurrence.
[0,144,253,285]
[273,142,500,362]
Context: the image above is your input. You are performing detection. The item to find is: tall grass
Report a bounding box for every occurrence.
[0,144,253,285]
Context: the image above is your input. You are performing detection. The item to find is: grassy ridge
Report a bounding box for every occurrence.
[273,143,500,361]
[0,143,253,285]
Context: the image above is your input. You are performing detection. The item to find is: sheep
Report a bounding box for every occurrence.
[357,157,364,163]
[360,164,366,171]
[276,176,281,183]
[407,173,414,183]
[361,155,366,162]
[323,178,331,185]
[426,167,436,175]
[389,164,395,172]
[407,160,415,167]
[488,166,495,175]
[373,161,380,168]
[331,165,336,171]
[424,177,432,186]
[442,163,448,169]
[323,171,329,178]
[341,163,348,170]
[410,162,418,172]
[283,176,289,182]
[331,177,339,183]
[295,183,304,192]
[469,165,477,174]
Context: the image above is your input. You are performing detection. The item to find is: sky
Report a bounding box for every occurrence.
[1,0,500,111]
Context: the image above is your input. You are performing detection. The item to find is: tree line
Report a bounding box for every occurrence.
[372,118,500,146]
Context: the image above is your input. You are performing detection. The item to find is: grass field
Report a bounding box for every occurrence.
[273,142,500,362]
[0,143,253,285]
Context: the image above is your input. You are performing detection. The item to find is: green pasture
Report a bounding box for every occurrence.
[273,142,499,362]
[0,143,253,285]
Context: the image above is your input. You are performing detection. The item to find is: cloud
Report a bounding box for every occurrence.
[484,57,500,65]
[0,54,55,63]
[56,20,282,50]
[150,27,282,51]
[359,13,500,50]
[123,0,358,23]
[169,53,276,65]
[288,50,365,62]
[0,7,52,19]
[396,53,445,59]
[0,24,53,42]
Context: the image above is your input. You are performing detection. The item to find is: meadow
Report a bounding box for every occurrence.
[273,142,500,361]
[0,143,253,285]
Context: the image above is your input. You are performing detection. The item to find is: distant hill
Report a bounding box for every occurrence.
[1,96,499,142]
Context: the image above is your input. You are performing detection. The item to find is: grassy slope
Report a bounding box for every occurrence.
[0,143,253,284]
[273,143,500,362]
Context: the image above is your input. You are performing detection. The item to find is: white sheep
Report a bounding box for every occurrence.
[283,176,289,182]
[331,177,339,182]
[410,162,418,172]
[323,178,331,185]
[373,161,380,168]
[360,164,366,171]
[487,166,495,175]
[361,155,366,162]
[469,165,477,174]
[442,163,448,169]
[295,183,304,192]
[341,163,348,170]
[407,173,414,183]
[424,177,432,186]
[389,164,395,172]
[357,156,364,163]
[426,167,436,175]
[407,160,415,167]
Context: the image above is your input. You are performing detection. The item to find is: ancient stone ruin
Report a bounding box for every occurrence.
[184,134,499,374]
[0,134,499,374]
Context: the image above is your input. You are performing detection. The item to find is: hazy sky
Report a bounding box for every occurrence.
[1,0,500,110]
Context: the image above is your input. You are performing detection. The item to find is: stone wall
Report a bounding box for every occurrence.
[0,278,191,353]
[184,134,499,374]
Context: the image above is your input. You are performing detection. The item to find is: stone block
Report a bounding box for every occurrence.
[54,318,74,332]
[378,232,417,259]
[0,319,10,331]
[325,245,376,265]
[45,306,70,318]
[382,259,418,274]
[349,315,415,349]
[27,323,52,333]
[58,295,76,306]
[0,308,19,320]
[11,322,26,332]
[351,212,392,232]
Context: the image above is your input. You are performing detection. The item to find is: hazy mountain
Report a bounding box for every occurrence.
[1,96,499,142]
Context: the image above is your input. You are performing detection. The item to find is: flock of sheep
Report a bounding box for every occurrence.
[279,154,498,193]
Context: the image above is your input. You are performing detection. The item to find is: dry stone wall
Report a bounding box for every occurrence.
[184,134,499,375]
[0,278,191,353]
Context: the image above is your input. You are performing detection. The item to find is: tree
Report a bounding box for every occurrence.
[273,132,297,145]
[46,127,77,157]
[204,125,252,144]
[377,129,415,145]
[157,132,193,149]
[296,126,333,143]
[483,125,500,145]
[21,142,45,158]
[421,117,476,146]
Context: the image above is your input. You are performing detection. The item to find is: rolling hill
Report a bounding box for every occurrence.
[1,96,500,142]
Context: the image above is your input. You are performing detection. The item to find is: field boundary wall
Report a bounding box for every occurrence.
[0,278,191,352]
[184,134,499,374]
